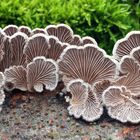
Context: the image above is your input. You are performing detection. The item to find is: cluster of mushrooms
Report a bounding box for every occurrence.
[0,24,140,123]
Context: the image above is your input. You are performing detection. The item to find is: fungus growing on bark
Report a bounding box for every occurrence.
[4,66,27,91]
[3,25,18,36]
[10,32,28,66]
[48,36,67,61]
[0,29,5,61]
[59,44,117,85]
[24,34,50,63]
[0,90,5,112]
[19,26,32,37]
[67,79,103,121]
[59,44,117,121]
[103,86,140,123]
[27,56,59,92]
[46,24,74,44]
[113,31,140,60]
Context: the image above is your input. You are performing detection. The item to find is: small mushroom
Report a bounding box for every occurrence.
[0,90,5,112]
[113,31,140,61]
[24,33,50,63]
[4,66,27,91]
[3,25,18,36]
[103,86,140,123]
[46,24,74,44]
[10,32,28,66]
[48,36,67,61]
[66,79,89,118]
[32,28,47,35]
[71,35,97,46]
[27,56,59,92]
[19,26,32,37]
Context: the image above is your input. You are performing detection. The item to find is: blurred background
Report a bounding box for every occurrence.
[0,0,139,54]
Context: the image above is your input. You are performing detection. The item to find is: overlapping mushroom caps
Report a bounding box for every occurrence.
[103,32,140,123]
[59,44,117,121]
[113,31,140,61]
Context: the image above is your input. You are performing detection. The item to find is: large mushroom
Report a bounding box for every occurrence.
[59,44,117,121]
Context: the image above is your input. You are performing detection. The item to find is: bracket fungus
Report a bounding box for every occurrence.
[103,86,140,123]
[46,24,74,44]
[59,44,117,121]
[32,28,47,35]
[71,35,97,46]
[24,33,50,63]
[113,31,140,61]
[3,25,18,36]
[4,66,27,91]
[27,56,59,92]
[10,32,28,66]
[103,51,140,123]
[19,26,32,37]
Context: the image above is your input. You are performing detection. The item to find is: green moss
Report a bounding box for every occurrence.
[0,0,139,54]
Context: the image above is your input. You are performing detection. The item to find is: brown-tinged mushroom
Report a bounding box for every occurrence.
[113,31,140,61]
[3,25,18,36]
[46,24,74,44]
[27,56,59,92]
[4,66,27,91]
[71,35,97,46]
[32,28,47,35]
[24,33,50,63]
[10,32,28,66]
[19,26,32,37]
[103,86,140,123]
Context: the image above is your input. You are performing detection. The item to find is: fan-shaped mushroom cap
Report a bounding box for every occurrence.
[46,24,74,44]
[10,32,28,66]
[27,56,59,92]
[130,46,140,64]
[103,86,140,123]
[113,31,140,60]
[116,56,140,96]
[4,66,27,91]
[48,36,68,61]
[59,44,117,85]
[0,37,12,72]
[82,90,103,122]
[19,26,32,37]
[93,80,111,103]
[0,90,5,112]
[32,28,47,35]
[24,33,50,63]
[3,25,18,36]
[67,79,103,121]
[66,79,89,118]
[71,35,97,46]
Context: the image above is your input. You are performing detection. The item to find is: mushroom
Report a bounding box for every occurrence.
[66,79,89,118]
[10,32,28,66]
[113,31,140,61]
[103,86,140,123]
[71,35,97,46]
[32,28,47,35]
[4,66,27,91]
[59,44,117,85]
[19,26,32,37]
[27,56,59,92]
[24,33,50,63]
[48,36,68,61]
[3,25,18,36]
[46,24,74,44]
[0,37,12,72]
[59,44,117,121]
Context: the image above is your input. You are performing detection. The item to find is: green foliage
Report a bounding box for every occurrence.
[0,0,139,54]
